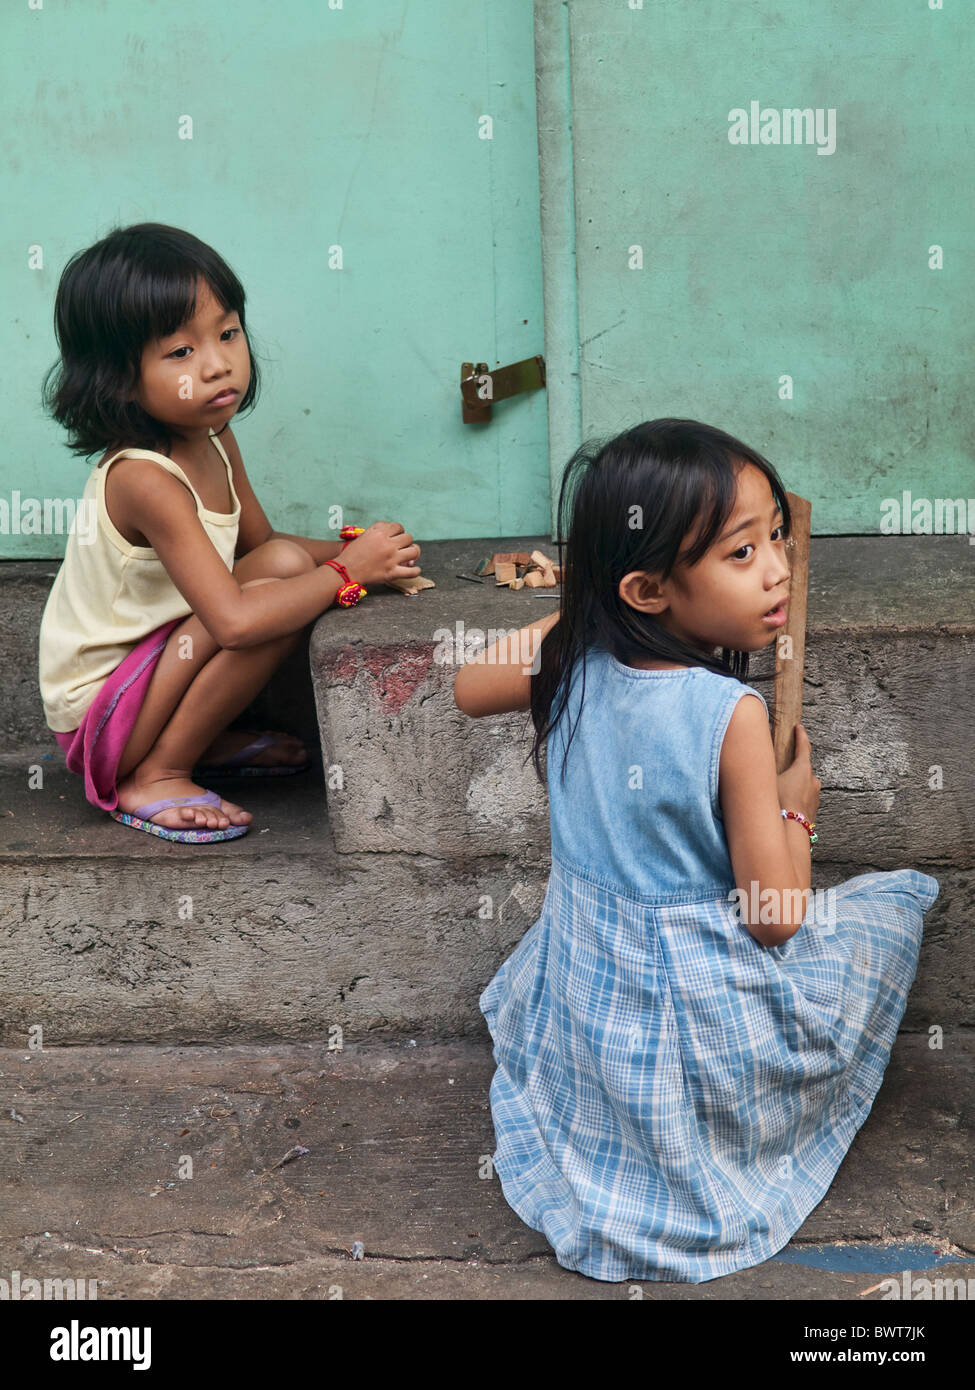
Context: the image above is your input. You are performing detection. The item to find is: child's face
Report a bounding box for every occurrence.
[130,277,251,440]
[621,461,792,655]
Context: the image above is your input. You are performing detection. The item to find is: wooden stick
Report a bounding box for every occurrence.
[772,492,811,773]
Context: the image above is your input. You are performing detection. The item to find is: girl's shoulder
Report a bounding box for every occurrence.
[95,445,175,547]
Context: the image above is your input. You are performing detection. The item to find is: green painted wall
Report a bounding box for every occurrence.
[1,0,548,559]
[541,0,971,534]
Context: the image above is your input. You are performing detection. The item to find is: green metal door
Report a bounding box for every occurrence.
[535,0,972,534]
[1,0,548,557]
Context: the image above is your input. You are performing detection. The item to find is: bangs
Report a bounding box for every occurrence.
[673,450,793,574]
[114,252,241,355]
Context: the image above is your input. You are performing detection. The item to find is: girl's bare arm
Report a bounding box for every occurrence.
[454,610,561,717]
[109,459,348,648]
[718,693,813,948]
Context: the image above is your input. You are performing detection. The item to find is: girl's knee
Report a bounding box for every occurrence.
[235,538,316,581]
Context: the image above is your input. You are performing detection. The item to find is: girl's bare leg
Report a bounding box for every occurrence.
[197,724,307,768]
[115,540,317,831]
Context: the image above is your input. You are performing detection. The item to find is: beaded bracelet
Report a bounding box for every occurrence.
[781,808,818,844]
[339,524,365,549]
[322,558,367,607]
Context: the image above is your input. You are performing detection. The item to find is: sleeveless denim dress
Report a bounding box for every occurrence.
[479,645,940,1283]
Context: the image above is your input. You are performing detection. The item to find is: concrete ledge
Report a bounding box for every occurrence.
[309,534,974,864]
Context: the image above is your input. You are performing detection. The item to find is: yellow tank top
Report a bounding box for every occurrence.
[38,428,241,732]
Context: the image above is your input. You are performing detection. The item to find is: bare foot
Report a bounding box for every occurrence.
[197,729,308,768]
[116,768,253,831]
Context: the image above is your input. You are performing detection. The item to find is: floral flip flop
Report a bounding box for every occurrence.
[109,790,250,843]
[194,731,311,778]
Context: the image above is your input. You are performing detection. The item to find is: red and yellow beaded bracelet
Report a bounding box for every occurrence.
[322,558,367,607]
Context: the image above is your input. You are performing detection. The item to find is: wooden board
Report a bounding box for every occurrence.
[773,492,811,774]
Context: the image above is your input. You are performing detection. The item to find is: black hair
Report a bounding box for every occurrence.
[41,222,262,459]
[527,418,792,785]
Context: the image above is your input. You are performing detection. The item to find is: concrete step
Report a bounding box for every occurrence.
[1,1035,972,1300]
[1,535,973,1042]
[0,750,507,1044]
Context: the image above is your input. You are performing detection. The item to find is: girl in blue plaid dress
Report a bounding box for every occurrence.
[454,418,939,1284]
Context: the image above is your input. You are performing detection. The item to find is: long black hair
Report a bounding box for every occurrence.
[41,222,262,459]
[527,418,792,785]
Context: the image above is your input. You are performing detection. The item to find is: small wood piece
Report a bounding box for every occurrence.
[525,563,556,586]
[495,562,518,585]
[523,569,546,588]
[385,575,436,595]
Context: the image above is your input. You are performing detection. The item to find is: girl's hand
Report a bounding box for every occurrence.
[775,723,821,820]
[337,522,421,587]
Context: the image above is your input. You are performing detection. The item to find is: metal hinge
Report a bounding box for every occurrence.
[460,354,546,422]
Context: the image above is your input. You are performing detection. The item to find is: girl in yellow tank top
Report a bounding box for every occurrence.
[39,222,423,842]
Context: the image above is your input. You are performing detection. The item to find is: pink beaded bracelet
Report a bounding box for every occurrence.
[781,808,818,844]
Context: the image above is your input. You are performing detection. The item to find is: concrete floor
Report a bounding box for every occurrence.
[2,1035,972,1301]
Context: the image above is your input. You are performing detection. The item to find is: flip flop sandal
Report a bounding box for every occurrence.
[194,731,311,778]
[109,790,250,842]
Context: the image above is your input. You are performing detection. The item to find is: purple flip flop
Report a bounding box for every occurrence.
[109,790,250,842]
[194,731,311,778]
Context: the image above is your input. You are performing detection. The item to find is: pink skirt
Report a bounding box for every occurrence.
[53,617,183,813]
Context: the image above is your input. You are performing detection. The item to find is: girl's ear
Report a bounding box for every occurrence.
[619,569,669,615]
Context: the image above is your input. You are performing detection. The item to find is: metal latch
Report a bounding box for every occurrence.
[460,354,546,422]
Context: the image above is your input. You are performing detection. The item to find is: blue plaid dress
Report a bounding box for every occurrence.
[479,646,940,1283]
